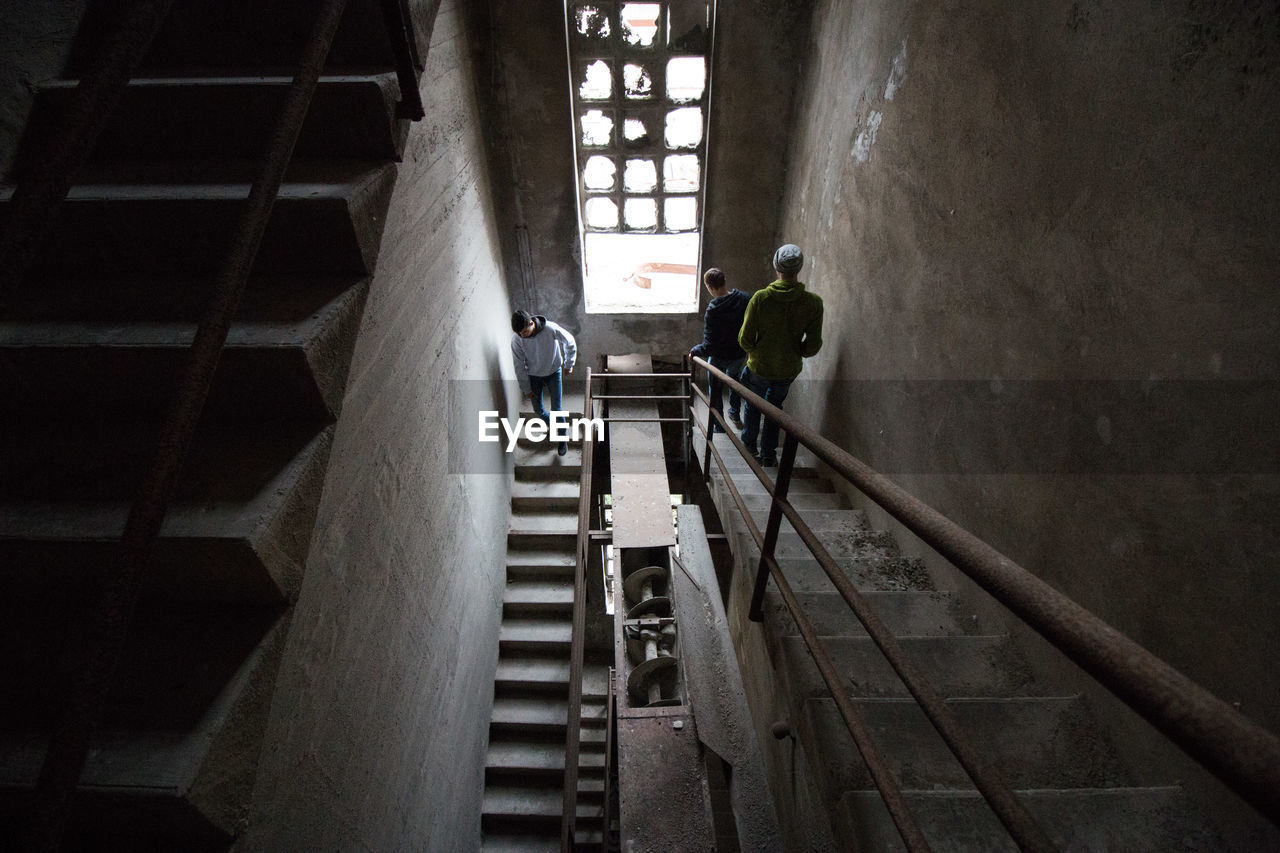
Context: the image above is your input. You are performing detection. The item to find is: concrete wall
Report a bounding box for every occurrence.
[472,0,704,372]
[242,3,515,849]
[702,0,811,296]
[774,0,1279,826]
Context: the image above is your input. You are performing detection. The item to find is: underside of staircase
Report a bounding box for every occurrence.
[480,401,609,851]
[696,423,1229,851]
[0,0,424,846]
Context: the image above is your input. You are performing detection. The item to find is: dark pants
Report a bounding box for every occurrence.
[707,354,746,431]
[739,368,793,460]
[529,369,563,422]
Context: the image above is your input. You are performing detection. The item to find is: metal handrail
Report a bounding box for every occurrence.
[691,356,1280,830]
[561,368,595,850]
[15,3,429,849]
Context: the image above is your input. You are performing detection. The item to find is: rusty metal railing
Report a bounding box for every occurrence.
[561,367,595,851]
[11,2,429,849]
[690,356,1280,848]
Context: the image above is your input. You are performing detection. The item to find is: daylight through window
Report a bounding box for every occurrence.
[567,1,715,313]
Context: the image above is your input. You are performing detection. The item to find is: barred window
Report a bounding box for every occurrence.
[567,1,714,313]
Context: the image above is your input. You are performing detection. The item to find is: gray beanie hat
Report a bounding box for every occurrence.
[773,244,804,274]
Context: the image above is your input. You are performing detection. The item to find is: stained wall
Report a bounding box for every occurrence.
[242,3,516,848]
[774,0,1279,830]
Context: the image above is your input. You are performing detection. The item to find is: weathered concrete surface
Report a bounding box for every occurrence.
[674,505,783,852]
[701,0,812,299]
[470,1,703,371]
[0,0,84,176]
[241,3,515,850]
[773,0,1280,840]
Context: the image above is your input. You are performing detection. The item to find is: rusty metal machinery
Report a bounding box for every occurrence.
[622,564,680,707]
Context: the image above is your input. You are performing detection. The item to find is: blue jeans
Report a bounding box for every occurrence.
[529,369,563,422]
[707,355,746,431]
[739,368,793,460]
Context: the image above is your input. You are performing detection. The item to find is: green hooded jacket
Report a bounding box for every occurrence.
[738,278,824,380]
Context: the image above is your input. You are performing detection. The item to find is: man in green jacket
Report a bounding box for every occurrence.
[737,244,824,466]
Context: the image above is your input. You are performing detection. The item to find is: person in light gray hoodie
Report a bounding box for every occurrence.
[511,310,578,455]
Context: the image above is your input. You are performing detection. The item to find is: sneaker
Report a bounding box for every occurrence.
[727,410,743,430]
[558,442,568,457]
[756,454,778,467]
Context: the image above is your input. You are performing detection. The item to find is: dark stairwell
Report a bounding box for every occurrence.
[0,0,1276,849]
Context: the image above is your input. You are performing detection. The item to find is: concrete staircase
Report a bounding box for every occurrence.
[698,430,1225,851]
[481,417,608,851]
[0,1,425,846]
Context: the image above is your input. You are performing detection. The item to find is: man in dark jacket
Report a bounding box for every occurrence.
[689,268,750,433]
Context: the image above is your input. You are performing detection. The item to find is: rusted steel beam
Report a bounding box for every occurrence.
[749,431,798,621]
[693,356,1280,825]
[23,2,352,850]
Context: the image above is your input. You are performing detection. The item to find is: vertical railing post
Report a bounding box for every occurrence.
[377,0,426,119]
[749,429,799,621]
[696,358,716,479]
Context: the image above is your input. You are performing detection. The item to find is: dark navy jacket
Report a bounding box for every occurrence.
[690,289,749,360]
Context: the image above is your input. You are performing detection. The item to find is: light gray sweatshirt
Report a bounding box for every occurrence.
[511,316,577,394]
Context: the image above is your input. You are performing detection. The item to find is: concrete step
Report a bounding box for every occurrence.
[718,475,835,495]
[836,787,1223,853]
[19,74,404,170]
[0,282,366,422]
[747,551,934,594]
[480,829,603,852]
[779,634,1042,701]
[511,479,581,511]
[499,618,572,654]
[506,530,576,554]
[744,508,869,536]
[505,562,575,583]
[481,785,604,820]
[490,697,608,736]
[802,696,1137,795]
[0,162,397,277]
[0,606,289,843]
[760,588,988,638]
[64,0,406,76]
[739,491,851,511]
[503,579,574,615]
[736,530,934,591]
[513,462,582,483]
[485,740,606,776]
[508,509,578,535]
[702,446,822,475]
[510,443,583,469]
[0,423,333,603]
[1,272,364,327]
[494,657,610,698]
